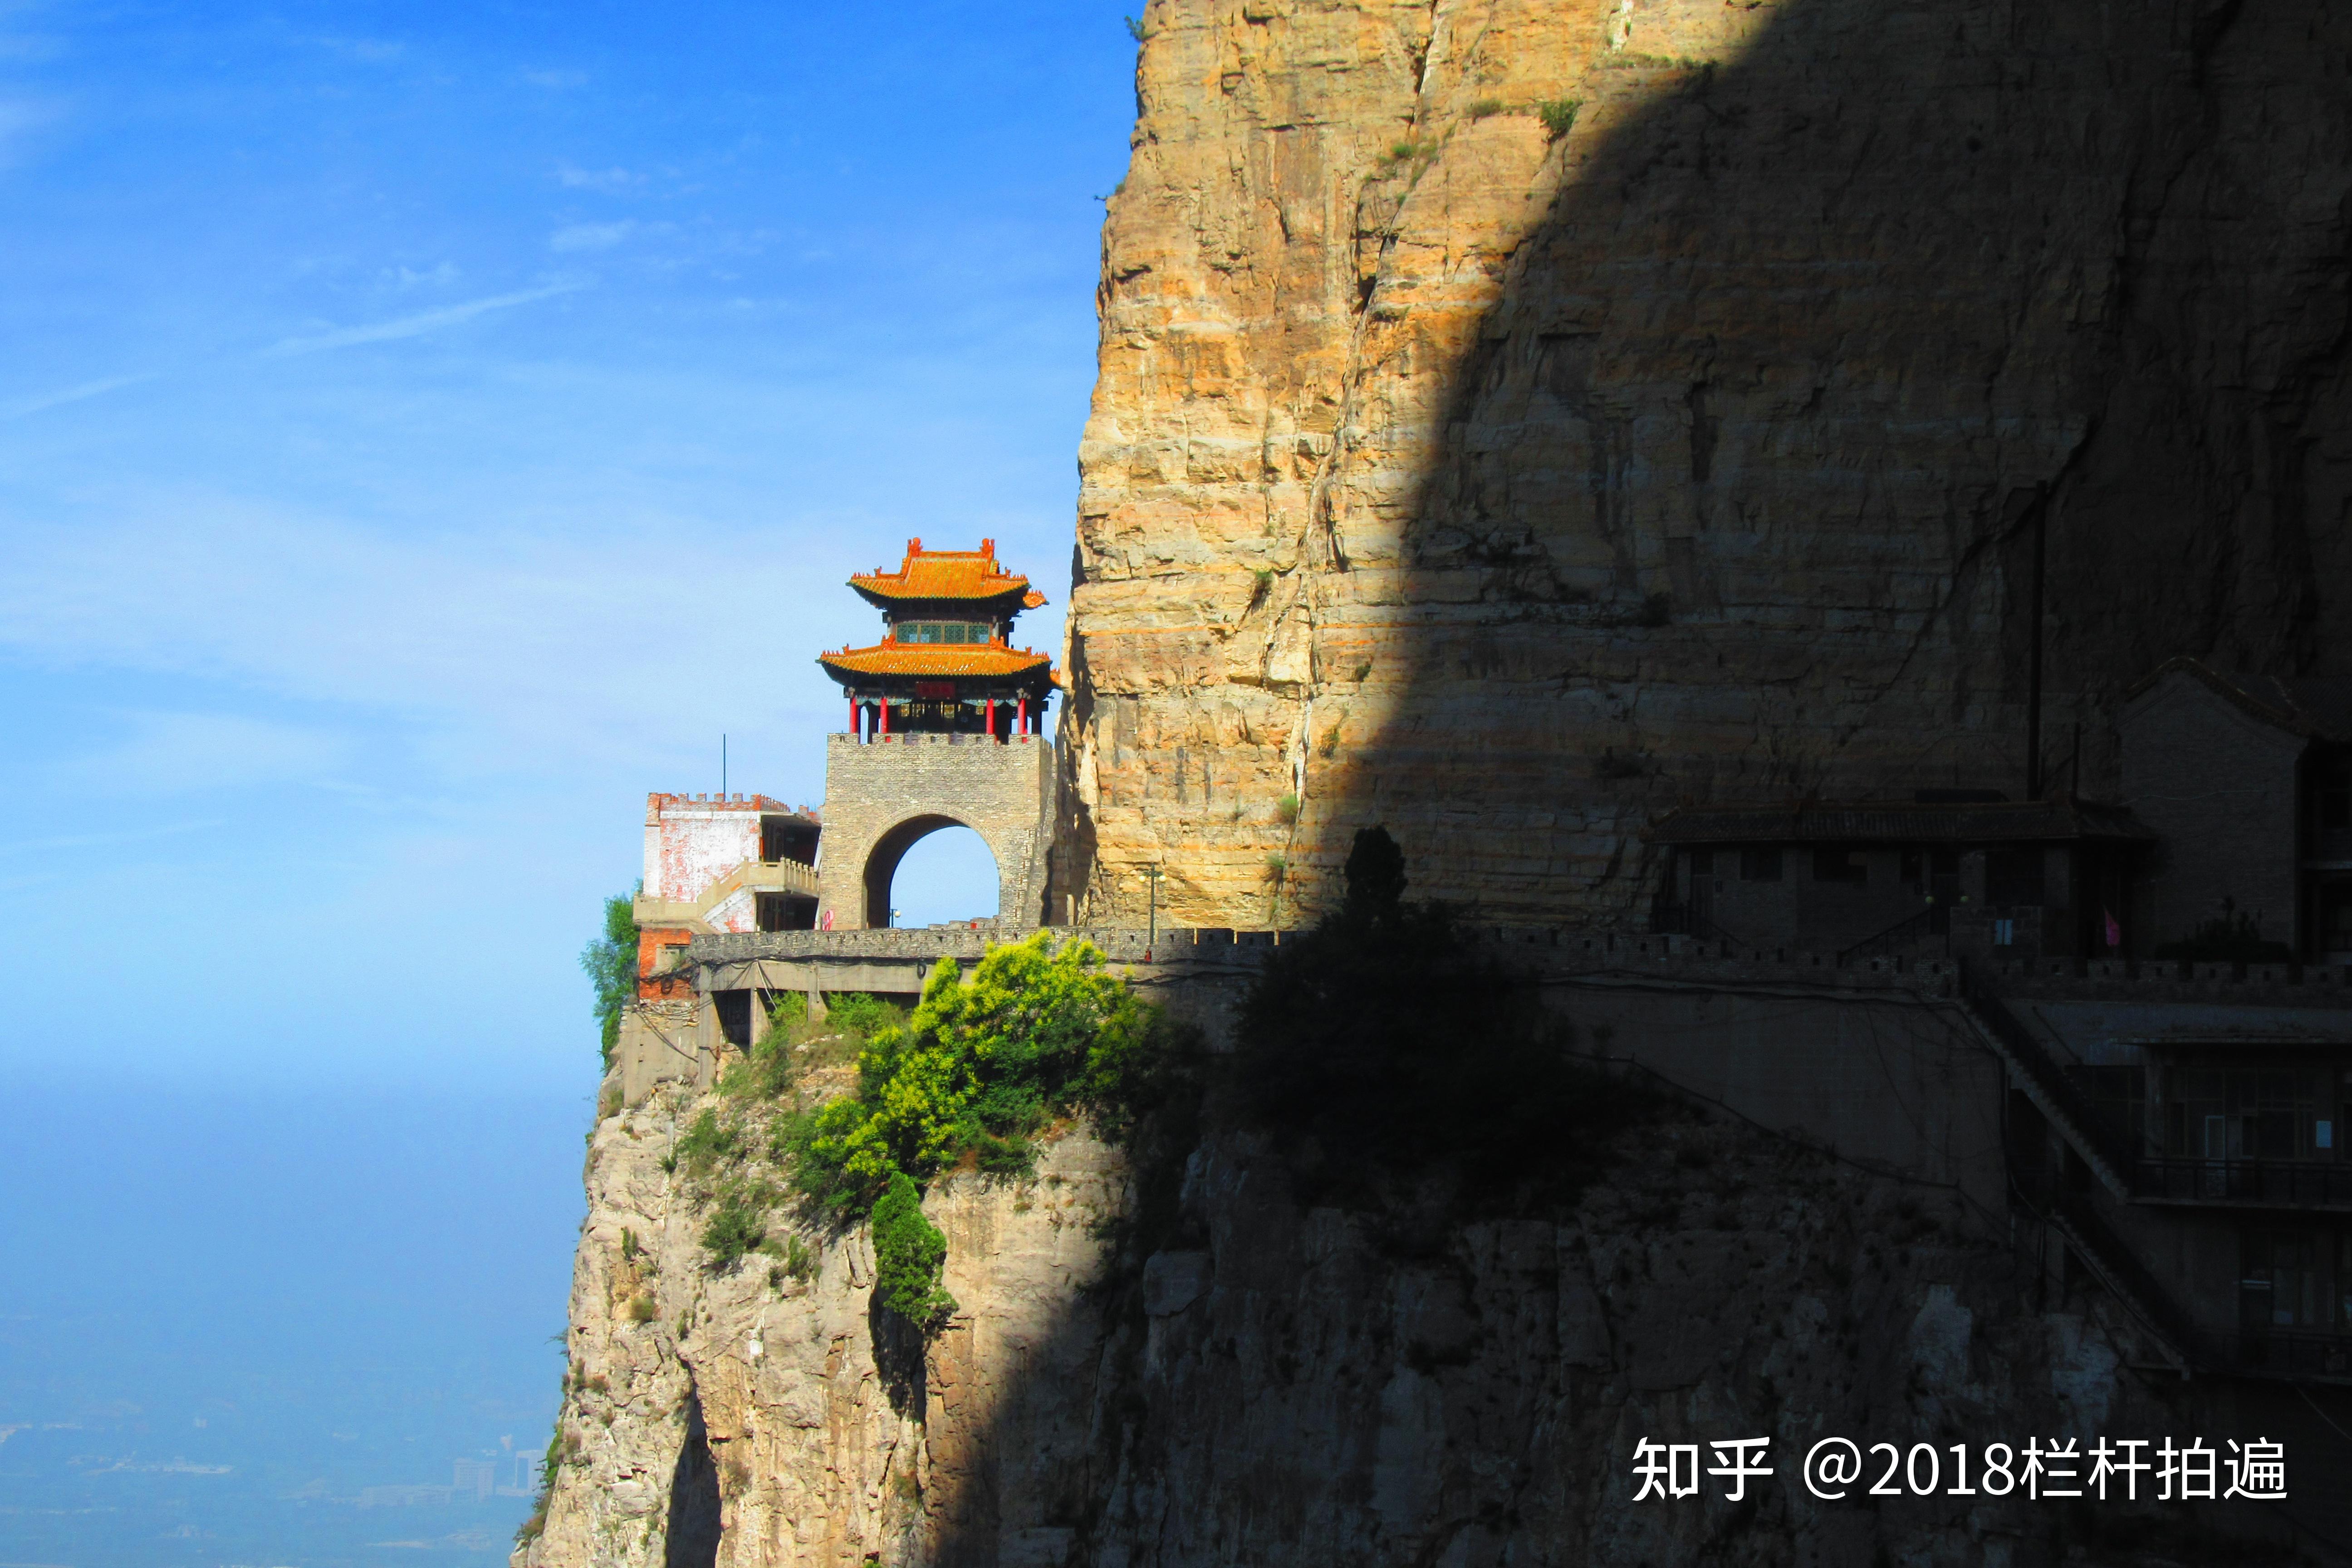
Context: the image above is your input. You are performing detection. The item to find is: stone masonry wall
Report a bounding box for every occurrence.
[818,734,1057,930]
[2119,671,2308,953]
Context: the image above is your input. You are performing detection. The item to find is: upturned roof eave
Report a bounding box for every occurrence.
[846,580,1038,612]
[815,646,1058,686]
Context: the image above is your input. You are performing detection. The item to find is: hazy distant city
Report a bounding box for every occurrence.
[357,1451,538,1507]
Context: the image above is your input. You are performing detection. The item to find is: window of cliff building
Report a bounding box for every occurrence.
[2241,1230,2329,1331]
[897,621,994,644]
[760,814,817,865]
[1739,846,1783,882]
[1811,847,1867,885]
[2163,1063,2342,1161]
[2320,754,2351,831]
[1986,847,2045,906]
[2322,884,2352,960]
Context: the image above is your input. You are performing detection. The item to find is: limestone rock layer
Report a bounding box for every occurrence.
[1058,0,2352,928]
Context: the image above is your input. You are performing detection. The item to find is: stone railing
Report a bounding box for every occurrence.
[633,858,822,931]
[679,923,2352,1008]
[831,730,1046,748]
[1971,954,2352,1006]
[683,925,1282,970]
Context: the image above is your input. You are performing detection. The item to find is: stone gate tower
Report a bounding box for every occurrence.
[813,539,1058,929]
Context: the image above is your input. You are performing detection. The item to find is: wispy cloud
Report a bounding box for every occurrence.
[387,262,461,290]
[0,372,157,422]
[557,164,637,191]
[0,818,225,857]
[0,500,905,783]
[549,220,637,253]
[259,284,583,358]
[0,95,57,166]
[317,36,405,64]
[50,711,355,796]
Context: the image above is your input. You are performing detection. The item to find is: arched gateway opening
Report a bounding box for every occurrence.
[863,816,1000,927]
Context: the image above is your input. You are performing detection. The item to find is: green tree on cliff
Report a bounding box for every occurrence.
[870,1172,956,1324]
[580,887,641,1068]
[795,931,1164,1208]
[785,930,1176,1327]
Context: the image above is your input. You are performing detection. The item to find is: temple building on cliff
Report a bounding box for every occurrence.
[818,537,1055,741]
[631,538,1061,1009]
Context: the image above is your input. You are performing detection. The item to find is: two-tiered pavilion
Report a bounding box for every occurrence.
[818,538,1056,739]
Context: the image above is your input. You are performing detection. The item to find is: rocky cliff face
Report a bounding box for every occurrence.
[519,1078,2244,1568]
[1058,0,2352,928]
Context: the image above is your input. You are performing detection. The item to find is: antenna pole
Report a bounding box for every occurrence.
[722,734,727,798]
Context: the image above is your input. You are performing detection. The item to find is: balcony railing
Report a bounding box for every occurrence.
[2133,1157,2352,1210]
[2238,1328,2352,1380]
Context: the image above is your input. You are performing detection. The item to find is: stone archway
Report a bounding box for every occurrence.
[859,813,1000,928]
[815,733,1055,930]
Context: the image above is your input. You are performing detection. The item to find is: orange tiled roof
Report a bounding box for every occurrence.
[818,643,1055,680]
[848,537,1048,607]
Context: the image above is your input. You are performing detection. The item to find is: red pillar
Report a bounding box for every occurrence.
[1017,696,1027,736]
[985,696,995,737]
[879,697,890,737]
[849,697,858,739]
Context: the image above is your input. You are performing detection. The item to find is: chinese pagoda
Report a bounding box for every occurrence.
[818,538,1056,739]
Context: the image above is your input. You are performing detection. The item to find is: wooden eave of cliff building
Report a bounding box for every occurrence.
[1647,798,2159,846]
[846,537,1049,616]
[817,642,1058,685]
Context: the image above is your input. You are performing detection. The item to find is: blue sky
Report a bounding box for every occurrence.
[0,1,1137,1090]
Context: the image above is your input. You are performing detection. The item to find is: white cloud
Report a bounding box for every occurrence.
[549,220,637,253]
[50,710,354,796]
[388,262,461,290]
[260,284,583,357]
[0,502,887,785]
[555,165,637,191]
[0,372,156,422]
